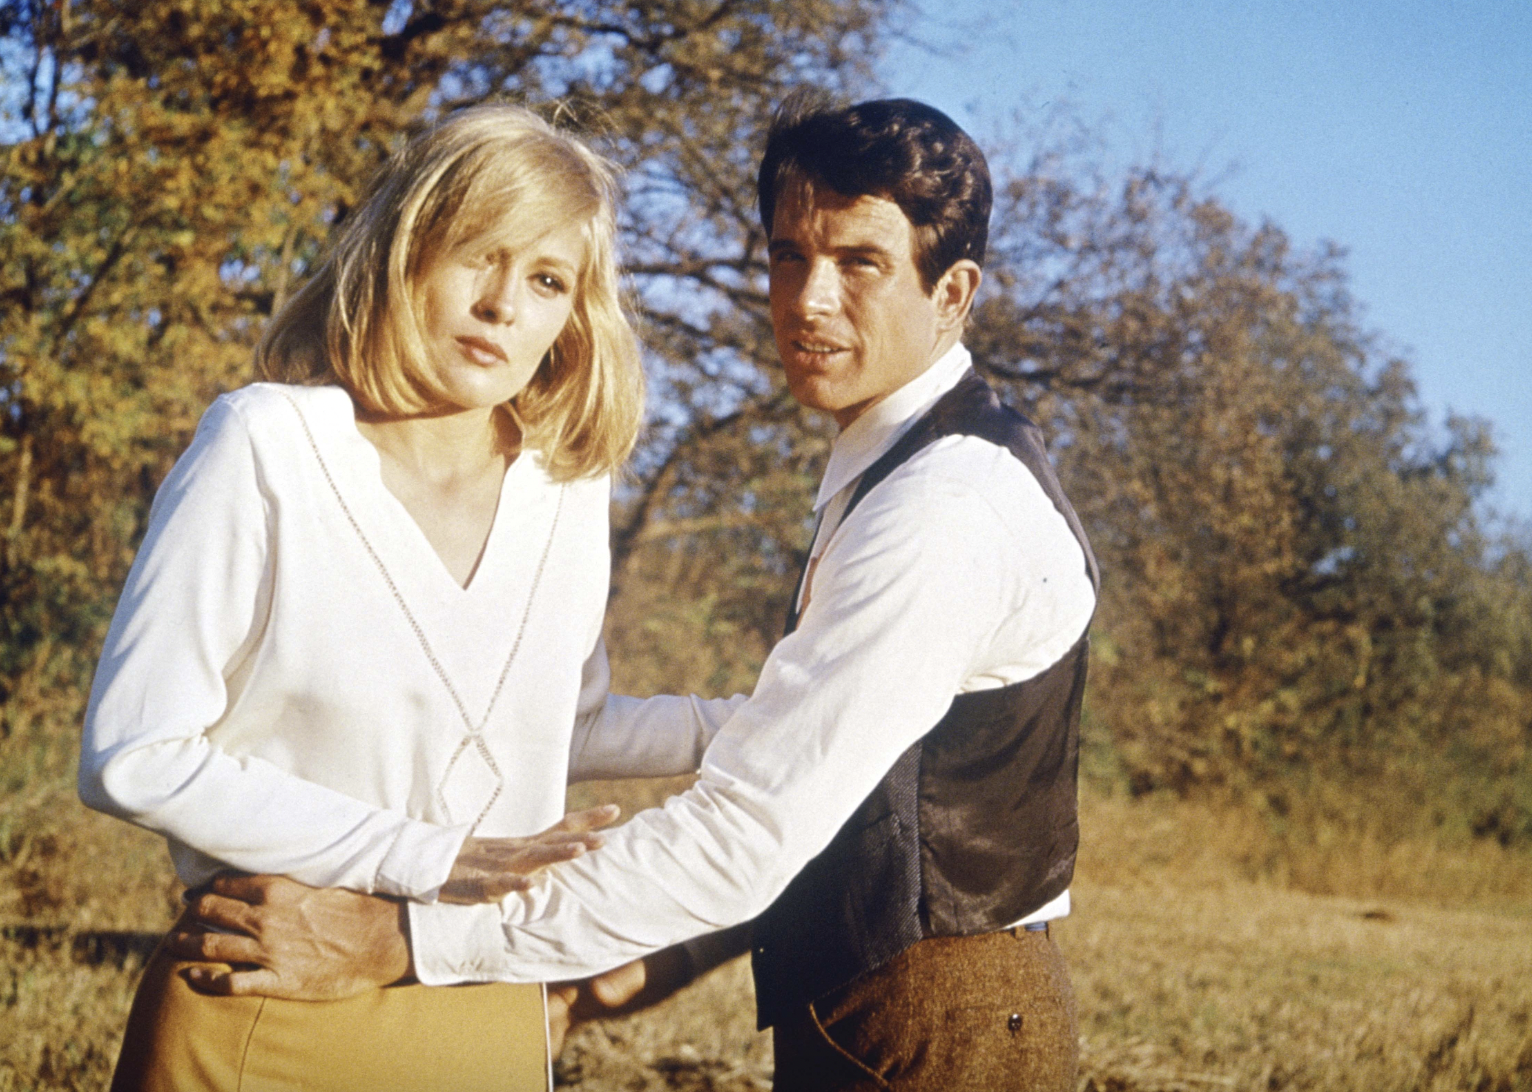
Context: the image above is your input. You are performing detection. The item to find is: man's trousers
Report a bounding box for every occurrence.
[771,925,1077,1091]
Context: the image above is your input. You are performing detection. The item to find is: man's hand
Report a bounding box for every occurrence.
[441,804,620,904]
[546,946,697,1053]
[165,805,620,1000]
[166,874,410,1001]
[552,923,753,1052]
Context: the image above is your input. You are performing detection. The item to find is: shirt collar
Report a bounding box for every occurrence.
[813,342,973,512]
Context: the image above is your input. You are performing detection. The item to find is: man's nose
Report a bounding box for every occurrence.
[798,259,840,317]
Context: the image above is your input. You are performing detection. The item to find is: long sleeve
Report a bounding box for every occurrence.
[79,397,467,899]
[410,442,1095,983]
[566,639,745,782]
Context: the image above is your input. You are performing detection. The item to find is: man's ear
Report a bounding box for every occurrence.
[932,260,982,331]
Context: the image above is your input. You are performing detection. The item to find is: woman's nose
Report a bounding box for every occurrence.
[472,277,517,324]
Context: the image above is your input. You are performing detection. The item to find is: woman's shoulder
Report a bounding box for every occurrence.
[212,381,347,420]
[203,382,353,447]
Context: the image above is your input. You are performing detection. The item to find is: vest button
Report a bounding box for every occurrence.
[1007,1012,1023,1035]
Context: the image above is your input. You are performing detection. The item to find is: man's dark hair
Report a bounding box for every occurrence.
[757,92,992,291]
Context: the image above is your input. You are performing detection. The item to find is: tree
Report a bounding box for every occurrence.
[3,0,1526,847]
[968,155,1532,841]
[0,0,892,730]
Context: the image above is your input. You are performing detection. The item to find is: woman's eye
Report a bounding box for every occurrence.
[533,273,568,295]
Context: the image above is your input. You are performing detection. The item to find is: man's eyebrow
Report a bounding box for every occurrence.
[834,242,893,260]
[766,239,894,260]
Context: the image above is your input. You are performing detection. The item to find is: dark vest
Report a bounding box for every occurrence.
[750,369,1101,1030]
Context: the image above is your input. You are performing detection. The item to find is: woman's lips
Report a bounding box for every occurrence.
[457,336,508,365]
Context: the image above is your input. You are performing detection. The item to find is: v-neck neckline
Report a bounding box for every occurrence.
[341,397,523,598]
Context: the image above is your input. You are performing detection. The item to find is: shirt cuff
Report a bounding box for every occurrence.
[409,899,524,985]
[1009,887,1070,928]
[373,819,472,901]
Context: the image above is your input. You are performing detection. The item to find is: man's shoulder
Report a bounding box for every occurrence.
[850,435,1085,576]
[880,433,1050,511]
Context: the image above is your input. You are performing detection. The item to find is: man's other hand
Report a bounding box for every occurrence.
[546,946,696,1053]
[166,874,410,1001]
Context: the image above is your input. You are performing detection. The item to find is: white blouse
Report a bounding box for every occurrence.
[79,383,724,902]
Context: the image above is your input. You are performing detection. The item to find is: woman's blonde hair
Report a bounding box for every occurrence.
[256,103,644,480]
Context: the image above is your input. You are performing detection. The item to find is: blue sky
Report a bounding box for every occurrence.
[881,0,1531,521]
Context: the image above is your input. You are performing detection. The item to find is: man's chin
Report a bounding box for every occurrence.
[784,374,845,415]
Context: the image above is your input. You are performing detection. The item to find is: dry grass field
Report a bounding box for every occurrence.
[3,734,1530,1091]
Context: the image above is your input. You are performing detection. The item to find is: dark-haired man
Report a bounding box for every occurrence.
[179,95,1097,1090]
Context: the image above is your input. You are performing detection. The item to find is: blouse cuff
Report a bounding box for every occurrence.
[408,899,524,985]
[373,819,472,901]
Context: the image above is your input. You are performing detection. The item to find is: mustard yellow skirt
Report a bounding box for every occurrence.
[111,934,550,1092]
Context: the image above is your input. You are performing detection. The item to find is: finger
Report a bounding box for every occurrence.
[437,873,533,905]
[515,842,593,866]
[208,872,270,904]
[550,804,620,834]
[521,835,606,862]
[546,1001,571,1056]
[167,929,264,965]
[471,874,537,902]
[528,829,609,848]
[182,964,237,995]
[469,839,594,873]
[191,892,259,935]
[204,966,287,998]
[590,960,648,1008]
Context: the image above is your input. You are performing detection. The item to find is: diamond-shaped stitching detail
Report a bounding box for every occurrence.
[438,738,503,828]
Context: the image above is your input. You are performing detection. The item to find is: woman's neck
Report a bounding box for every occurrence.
[352,402,523,589]
[355,403,519,485]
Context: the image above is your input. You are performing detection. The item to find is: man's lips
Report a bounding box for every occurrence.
[785,337,850,361]
[457,336,508,365]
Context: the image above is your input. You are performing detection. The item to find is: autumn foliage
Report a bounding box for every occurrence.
[2,0,1529,854]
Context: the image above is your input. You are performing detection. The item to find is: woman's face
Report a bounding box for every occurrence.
[412,219,587,413]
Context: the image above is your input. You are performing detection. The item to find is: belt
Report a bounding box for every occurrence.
[1013,920,1051,937]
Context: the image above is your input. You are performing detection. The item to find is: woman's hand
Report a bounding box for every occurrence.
[438,804,620,904]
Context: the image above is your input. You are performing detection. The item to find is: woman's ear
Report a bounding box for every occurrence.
[932,259,982,331]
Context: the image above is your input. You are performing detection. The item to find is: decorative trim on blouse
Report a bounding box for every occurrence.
[282,392,565,834]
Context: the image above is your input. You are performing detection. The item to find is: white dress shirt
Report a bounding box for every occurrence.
[411,344,1097,983]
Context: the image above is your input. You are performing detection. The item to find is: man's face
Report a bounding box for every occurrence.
[768,185,949,430]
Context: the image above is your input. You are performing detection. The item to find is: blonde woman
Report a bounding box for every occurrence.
[80,104,692,1091]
